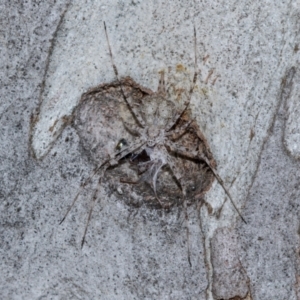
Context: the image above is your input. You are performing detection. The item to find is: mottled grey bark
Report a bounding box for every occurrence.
[1,1,300,299]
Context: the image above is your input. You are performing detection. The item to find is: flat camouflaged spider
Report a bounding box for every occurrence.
[60,22,246,257]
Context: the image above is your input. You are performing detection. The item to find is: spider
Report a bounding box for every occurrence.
[59,22,246,263]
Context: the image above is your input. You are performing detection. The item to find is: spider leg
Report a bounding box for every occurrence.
[167,25,198,131]
[81,140,147,248]
[190,121,213,159]
[165,149,192,267]
[59,140,146,225]
[122,119,142,136]
[59,159,109,225]
[114,139,146,161]
[81,179,102,248]
[165,141,247,224]
[165,119,194,140]
[103,22,145,128]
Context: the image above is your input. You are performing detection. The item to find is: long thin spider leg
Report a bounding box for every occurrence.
[60,140,146,225]
[82,141,146,247]
[80,140,146,247]
[165,119,194,140]
[167,25,198,131]
[201,158,247,224]
[115,140,144,157]
[189,121,213,158]
[122,119,142,136]
[114,140,146,161]
[103,22,145,128]
[59,159,109,225]
[81,178,102,248]
[166,150,192,267]
[165,142,247,224]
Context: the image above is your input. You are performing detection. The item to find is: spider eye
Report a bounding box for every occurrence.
[116,138,128,151]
